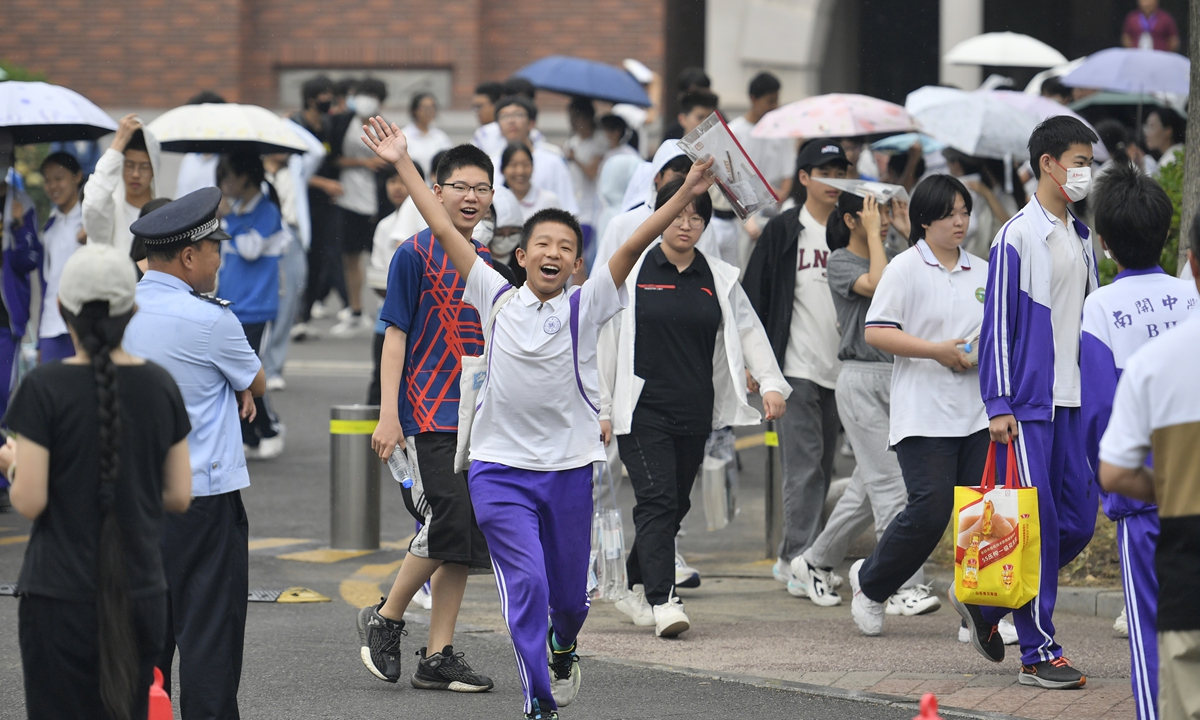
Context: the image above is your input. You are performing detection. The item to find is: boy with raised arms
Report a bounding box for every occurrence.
[361,116,715,720]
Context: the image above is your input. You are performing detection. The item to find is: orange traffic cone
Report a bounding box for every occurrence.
[148,666,173,720]
[914,693,943,720]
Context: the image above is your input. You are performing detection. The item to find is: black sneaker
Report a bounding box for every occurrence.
[547,628,581,708]
[525,698,559,719]
[411,645,494,692]
[948,589,1004,663]
[356,599,406,682]
[1020,657,1087,689]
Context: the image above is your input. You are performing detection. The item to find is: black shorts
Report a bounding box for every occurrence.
[403,432,491,569]
[339,208,375,255]
[20,593,166,720]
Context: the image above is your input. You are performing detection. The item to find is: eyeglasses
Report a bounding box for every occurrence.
[672,214,705,228]
[442,182,494,196]
[497,111,529,123]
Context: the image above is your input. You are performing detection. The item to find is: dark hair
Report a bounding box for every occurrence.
[125,129,148,155]
[218,152,281,210]
[1148,107,1186,145]
[59,300,137,720]
[679,90,719,116]
[677,66,711,92]
[302,75,334,105]
[435,143,495,186]
[186,90,225,105]
[495,95,538,122]
[887,153,925,181]
[503,77,537,100]
[1093,119,1131,162]
[1092,160,1173,270]
[569,96,596,122]
[130,198,172,264]
[333,77,356,98]
[41,151,83,177]
[409,92,435,118]
[656,155,692,183]
[355,77,388,102]
[908,174,973,245]
[474,81,504,104]
[826,192,865,251]
[520,208,583,254]
[655,178,712,227]
[599,114,632,145]
[1040,77,1071,100]
[1028,116,1098,179]
[500,142,533,173]
[748,71,781,99]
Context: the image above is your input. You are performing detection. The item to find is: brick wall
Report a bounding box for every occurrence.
[3,0,664,110]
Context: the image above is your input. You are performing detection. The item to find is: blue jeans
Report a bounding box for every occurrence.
[262,236,307,380]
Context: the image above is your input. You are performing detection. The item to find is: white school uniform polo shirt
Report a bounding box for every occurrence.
[463,257,627,471]
[865,240,990,445]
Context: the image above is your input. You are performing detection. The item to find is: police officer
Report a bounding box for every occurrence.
[124,187,265,719]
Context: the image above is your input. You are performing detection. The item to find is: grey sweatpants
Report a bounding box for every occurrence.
[803,362,921,588]
[776,377,839,562]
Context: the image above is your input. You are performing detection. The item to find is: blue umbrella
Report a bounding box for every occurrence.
[514,56,651,107]
[1062,47,1189,96]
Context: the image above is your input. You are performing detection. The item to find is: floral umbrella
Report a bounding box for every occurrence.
[751,94,918,140]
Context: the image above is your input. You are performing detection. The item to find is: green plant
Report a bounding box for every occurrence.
[0,61,46,82]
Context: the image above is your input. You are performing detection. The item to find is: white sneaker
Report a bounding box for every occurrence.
[772,558,792,585]
[614,585,655,627]
[413,582,432,610]
[265,376,286,392]
[336,306,355,322]
[330,313,371,337]
[998,618,1018,645]
[652,593,690,638]
[886,584,942,616]
[796,556,841,606]
[289,322,318,340]
[674,552,701,589]
[1113,607,1129,637]
[849,559,884,636]
[247,425,286,461]
[310,300,332,319]
[958,623,970,643]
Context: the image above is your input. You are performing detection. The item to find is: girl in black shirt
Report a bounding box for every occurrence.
[6,244,192,720]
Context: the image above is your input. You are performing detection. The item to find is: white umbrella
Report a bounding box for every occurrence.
[986,90,1109,162]
[944,32,1069,69]
[0,81,117,144]
[906,86,1040,161]
[147,103,308,155]
[1061,47,1190,96]
[1024,58,1086,95]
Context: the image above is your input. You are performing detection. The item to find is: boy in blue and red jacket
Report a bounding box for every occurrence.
[955,117,1099,691]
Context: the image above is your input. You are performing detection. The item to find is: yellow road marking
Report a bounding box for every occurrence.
[735,433,766,451]
[340,558,406,607]
[248,537,313,551]
[278,548,376,563]
[0,535,29,546]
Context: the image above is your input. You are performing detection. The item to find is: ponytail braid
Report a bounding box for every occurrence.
[62,301,136,720]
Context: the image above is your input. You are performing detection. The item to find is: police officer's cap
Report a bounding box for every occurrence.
[129,187,231,247]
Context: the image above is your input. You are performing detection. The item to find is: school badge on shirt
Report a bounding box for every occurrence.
[543,316,562,335]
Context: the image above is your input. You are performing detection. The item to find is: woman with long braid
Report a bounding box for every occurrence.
[6,244,193,720]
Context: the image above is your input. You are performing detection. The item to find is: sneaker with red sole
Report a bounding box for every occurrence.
[1019,657,1086,689]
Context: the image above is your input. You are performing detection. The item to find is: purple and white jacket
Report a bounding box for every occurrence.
[2,183,43,339]
[980,196,1098,422]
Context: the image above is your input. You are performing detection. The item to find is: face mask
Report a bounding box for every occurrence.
[354,95,379,118]
[316,100,332,114]
[1053,160,1091,202]
[491,230,522,258]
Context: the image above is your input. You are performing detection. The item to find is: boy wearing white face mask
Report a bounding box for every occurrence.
[957,117,1100,690]
[334,78,391,336]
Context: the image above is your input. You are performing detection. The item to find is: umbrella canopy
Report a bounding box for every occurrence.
[944,32,1069,68]
[514,56,651,107]
[1062,47,1189,96]
[147,103,308,155]
[906,86,1040,161]
[1068,91,1172,110]
[0,81,117,144]
[871,132,944,155]
[1024,58,1086,95]
[750,93,917,139]
[986,90,1109,161]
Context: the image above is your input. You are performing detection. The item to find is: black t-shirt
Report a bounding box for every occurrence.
[632,246,722,435]
[6,361,191,601]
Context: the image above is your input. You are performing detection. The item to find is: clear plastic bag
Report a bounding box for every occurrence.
[676,112,778,219]
[588,463,627,601]
[702,427,739,531]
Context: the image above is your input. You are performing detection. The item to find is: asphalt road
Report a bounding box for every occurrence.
[0,317,926,720]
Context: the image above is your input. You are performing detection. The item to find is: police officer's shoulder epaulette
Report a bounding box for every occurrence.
[190,291,233,308]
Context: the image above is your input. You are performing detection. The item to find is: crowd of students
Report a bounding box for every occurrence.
[1,57,1199,720]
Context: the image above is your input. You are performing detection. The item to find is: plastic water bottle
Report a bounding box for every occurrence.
[388,446,413,488]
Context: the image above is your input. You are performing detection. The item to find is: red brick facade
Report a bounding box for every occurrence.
[4,0,664,109]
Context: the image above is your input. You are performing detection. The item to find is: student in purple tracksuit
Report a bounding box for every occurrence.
[956,117,1100,690]
[360,114,716,720]
[1080,162,1200,720]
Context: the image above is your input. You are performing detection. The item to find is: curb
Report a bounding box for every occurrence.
[592,656,1026,720]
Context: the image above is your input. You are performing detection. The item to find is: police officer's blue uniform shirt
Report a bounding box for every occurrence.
[124,270,262,496]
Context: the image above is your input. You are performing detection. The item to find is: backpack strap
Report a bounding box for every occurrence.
[477,285,517,412]
[568,288,599,413]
